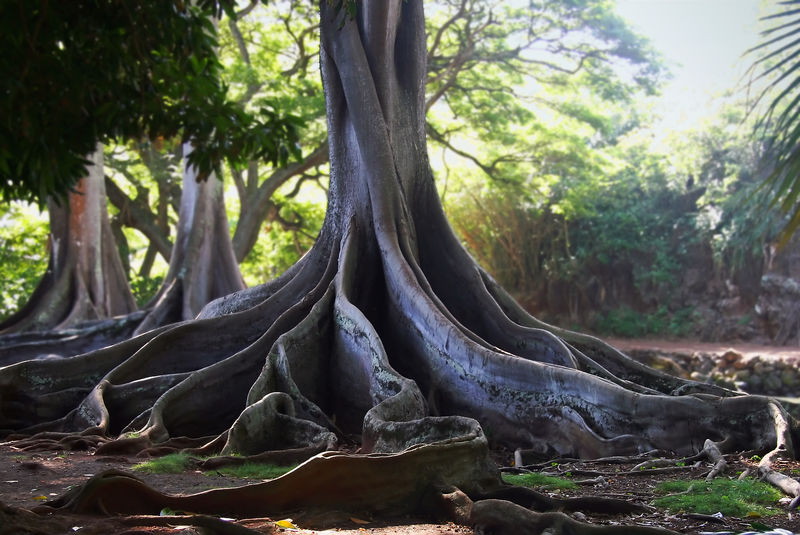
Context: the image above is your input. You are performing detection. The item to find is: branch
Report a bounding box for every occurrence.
[234,0,258,20]
[104,175,173,261]
[426,124,516,184]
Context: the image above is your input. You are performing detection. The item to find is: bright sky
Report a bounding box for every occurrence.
[615,0,766,129]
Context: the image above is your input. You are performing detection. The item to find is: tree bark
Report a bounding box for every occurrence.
[133,143,246,334]
[0,144,136,336]
[0,1,796,527]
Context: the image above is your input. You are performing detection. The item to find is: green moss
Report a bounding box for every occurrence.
[502,472,577,490]
[654,478,782,517]
[205,463,296,479]
[132,453,296,480]
[132,453,192,474]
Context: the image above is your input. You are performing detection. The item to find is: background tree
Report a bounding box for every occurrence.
[132,143,246,334]
[0,145,137,338]
[0,0,304,348]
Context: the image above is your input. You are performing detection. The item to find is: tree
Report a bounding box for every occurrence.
[132,143,246,334]
[0,145,138,344]
[212,0,663,267]
[0,1,796,532]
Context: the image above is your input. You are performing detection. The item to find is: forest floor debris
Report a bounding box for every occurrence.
[2,444,800,534]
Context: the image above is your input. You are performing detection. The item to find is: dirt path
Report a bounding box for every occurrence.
[607,338,800,360]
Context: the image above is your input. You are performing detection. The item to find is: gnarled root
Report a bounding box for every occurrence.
[48,431,499,520]
[1,500,71,535]
[756,401,800,508]
[470,499,679,535]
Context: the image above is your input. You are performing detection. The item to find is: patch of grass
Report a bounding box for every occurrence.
[502,472,577,490]
[132,454,296,480]
[132,453,192,474]
[205,463,295,479]
[654,478,782,517]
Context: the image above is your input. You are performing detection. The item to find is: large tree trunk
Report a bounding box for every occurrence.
[0,145,136,336]
[0,1,796,529]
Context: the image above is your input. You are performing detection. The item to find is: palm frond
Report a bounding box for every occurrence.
[749,0,800,246]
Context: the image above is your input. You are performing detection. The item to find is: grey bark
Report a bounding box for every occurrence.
[133,144,246,334]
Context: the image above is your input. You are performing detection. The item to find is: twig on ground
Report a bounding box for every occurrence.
[756,402,800,510]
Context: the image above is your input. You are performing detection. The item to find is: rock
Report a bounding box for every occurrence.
[735,369,750,381]
[690,371,708,383]
[721,349,743,366]
[781,369,797,387]
[733,358,749,370]
[765,374,783,392]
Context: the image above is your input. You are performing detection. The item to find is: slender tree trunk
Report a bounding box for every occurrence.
[0,144,136,335]
[133,143,245,334]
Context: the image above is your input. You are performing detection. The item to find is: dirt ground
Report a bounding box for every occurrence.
[2,443,800,534]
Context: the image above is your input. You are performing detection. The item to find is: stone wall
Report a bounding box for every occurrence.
[626,348,800,416]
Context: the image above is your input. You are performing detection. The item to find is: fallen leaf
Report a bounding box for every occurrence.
[275,519,298,529]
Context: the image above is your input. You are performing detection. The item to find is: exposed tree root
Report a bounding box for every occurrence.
[756,402,800,509]
[469,499,679,535]
[701,439,727,481]
[0,500,70,535]
[195,443,329,470]
[0,311,148,366]
[47,433,498,518]
[470,486,648,515]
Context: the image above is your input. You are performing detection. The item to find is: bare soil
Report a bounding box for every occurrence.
[2,444,800,534]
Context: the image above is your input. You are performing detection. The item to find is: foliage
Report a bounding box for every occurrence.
[593,306,697,338]
[0,0,302,204]
[446,95,788,336]
[238,194,326,285]
[748,0,800,244]
[0,204,48,322]
[129,274,165,308]
[502,472,577,490]
[425,0,664,189]
[654,478,782,517]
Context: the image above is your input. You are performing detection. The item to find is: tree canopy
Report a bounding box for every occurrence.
[0,0,302,204]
